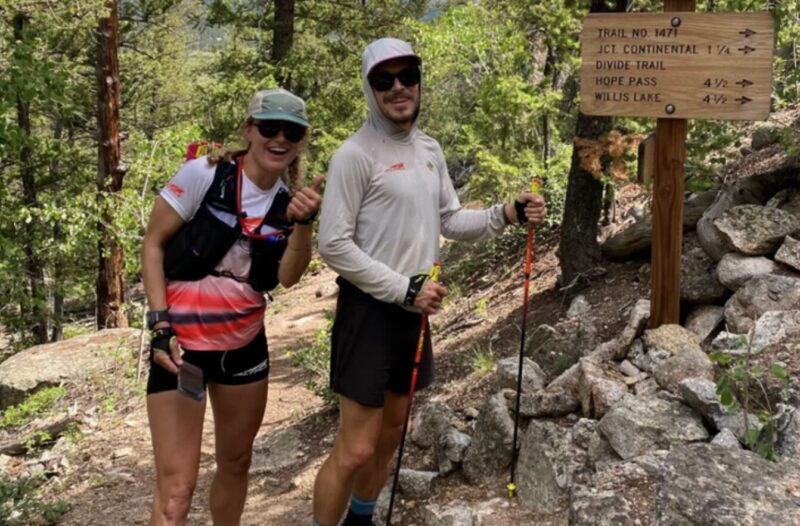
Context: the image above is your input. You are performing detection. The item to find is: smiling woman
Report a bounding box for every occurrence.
[139,88,324,526]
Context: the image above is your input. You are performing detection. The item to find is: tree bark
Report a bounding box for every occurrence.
[272,0,295,64]
[14,13,48,344]
[95,0,128,329]
[557,0,625,290]
[50,118,64,342]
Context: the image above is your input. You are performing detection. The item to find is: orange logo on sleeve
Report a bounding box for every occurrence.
[166,182,185,198]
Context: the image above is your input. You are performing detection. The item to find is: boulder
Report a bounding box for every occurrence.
[598,395,708,460]
[678,377,760,443]
[767,187,800,216]
[527,316,598,378]
[775,404,800,464]
[411,402,453,448]
[642,325,702,357]
[775,235,800,272]
[435,428,471,476]
[684,305,725,342]
[0,329,141,410]
[653,349,714,394]
[398,469,437,499]
[251,427,308,476]
[750,123,782,150]
[656,443,800,525]
[578,361,629,418]
[680,247,728,304]
[516,420,589,515]
[749,310,800,353]
[511,389,579,418]
[566,295,591,318]
[697,182,765,261]
[495,357,546,394]
[717,252,778,291]
[423,502,474,526]
[463,393,514,484]
[711,428,742,449]
[714,204,800,256]
[724,274,800,333]
[570,459,658,526]
[572,419,621,470]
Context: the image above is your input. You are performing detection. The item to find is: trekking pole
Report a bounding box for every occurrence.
[386,263,441,526]
[507,179,541,498]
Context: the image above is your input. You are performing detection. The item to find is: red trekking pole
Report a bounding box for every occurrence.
[386,263,441,525]
[507,180,541,498]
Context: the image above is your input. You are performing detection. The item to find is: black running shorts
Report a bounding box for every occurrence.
[330,278,433,407]
[146,329,270,395]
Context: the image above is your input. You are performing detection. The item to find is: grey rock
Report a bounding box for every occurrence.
[655,443,800,525]
[570,460,657,526]
[634,378,660,396]
[678,377,726,423]
[642,324,702,357]
[251,428,307,476]
[767,187,800,216]
[684,305,725,342]
[398,469,437,499]
[750,123,783,150]
[717,252,778,291]
[314,281,339,298]
[724,274,800,333]
[598,395,708,459]
[578,361,629,418]
[567,295,591,318]
[463,393,514,484]
[711,428,742,449]
[680,247,729,303]
[618,360,641,378]
[714,204,800,256]
[423,502,474,526]
[697,182,765,261]
[0,329,141,410]
[587,430,622,470]
[516,420,589,515]
[775,235,800,272]
[436,428,471,476]
[527,316,598,378]
[513,389,579,418]
[411,402,453,448]
[775,404,800,464]
[715,413,762,444]
[653,348,715,394]
[711,331,749,351]
[750,310,800,353]
[495,357,546,394]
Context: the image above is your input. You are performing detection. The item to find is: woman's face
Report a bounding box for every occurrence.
[244,119,305,176]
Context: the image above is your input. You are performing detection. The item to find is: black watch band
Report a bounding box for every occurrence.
[146,309,170,330]
[294,210,318,225]
[403,274,429,307]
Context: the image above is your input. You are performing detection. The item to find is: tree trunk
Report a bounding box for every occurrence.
[272,0,295,64]
[14,14,48,344]
[50,118,64,342]
[557,0,625,290]
[95,0,127,329]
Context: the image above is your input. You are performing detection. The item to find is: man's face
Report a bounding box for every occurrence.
[368,58,420,129]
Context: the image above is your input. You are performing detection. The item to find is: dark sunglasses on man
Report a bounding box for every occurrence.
[368,66,421,92]
[255,119,307,143]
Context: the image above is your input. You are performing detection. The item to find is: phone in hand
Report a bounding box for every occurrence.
[178,361,205,401]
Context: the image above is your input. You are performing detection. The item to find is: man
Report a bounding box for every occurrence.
[314,37,546,526]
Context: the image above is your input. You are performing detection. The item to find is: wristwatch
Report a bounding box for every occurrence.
[146,308,170,330]
[403,274,429,307]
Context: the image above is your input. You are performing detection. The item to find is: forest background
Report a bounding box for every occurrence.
[0,0,798,351]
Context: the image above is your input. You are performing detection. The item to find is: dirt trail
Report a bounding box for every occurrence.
[58,267,339,526]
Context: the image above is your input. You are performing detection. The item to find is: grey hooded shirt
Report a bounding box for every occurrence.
[317,38,508,304]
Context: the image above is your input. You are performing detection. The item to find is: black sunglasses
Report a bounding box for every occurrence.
[255,120,307,143]
[368,66,421,92]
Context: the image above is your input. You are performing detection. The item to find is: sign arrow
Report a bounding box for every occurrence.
[736,79,753,88]
[735,96,752,105]
[739,46,756,55]
[739,29,756,38]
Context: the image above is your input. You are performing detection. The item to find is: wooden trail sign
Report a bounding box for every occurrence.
[578,5,774,328]
[580,12,774,121]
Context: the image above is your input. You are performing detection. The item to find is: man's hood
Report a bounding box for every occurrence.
[361,38,421,142]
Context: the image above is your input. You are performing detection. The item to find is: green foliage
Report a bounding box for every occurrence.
[470,344,495,377]
[0,386,66,430]
[0,473,70,526]
[286,313,336,405]
[709,350,791,460]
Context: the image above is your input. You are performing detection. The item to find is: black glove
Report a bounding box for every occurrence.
[149,326,176,362]
[403,274,429,307]
[514,199,528,225]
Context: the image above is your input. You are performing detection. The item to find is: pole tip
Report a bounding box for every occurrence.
[506,482,517,498]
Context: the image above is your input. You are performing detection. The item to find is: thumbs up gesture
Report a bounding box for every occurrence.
[288,174,325,224]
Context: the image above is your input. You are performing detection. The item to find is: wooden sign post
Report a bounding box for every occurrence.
[579,3,774,328]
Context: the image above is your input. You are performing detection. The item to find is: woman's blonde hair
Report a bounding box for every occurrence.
[207,118,304,192]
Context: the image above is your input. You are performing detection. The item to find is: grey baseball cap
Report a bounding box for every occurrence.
[247,88,309,127]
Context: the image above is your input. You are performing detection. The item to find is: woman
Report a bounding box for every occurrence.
[141,88,323,526]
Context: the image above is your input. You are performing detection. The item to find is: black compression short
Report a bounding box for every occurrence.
[146,329,270,395]
[329,278,433,407]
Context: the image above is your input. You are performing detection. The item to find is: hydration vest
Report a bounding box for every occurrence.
[163,157,292,292]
